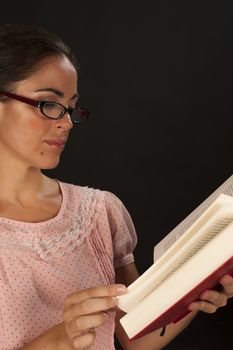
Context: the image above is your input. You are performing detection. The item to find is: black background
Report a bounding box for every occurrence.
[1,1,233,349]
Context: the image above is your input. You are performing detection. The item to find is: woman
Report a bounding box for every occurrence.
[0,24,232,350]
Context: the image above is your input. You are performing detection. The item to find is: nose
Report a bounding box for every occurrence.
[56,112,73,130]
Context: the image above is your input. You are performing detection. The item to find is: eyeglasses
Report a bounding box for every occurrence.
[0,90,89,124]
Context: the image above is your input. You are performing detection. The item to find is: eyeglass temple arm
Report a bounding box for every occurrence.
[0,91,39,107]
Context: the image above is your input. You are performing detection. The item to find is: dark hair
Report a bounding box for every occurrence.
[0,24,78,93]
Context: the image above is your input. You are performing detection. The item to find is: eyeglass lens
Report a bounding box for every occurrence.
[42,102,88,123]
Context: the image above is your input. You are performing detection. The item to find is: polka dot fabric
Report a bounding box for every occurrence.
[0,181,137,349]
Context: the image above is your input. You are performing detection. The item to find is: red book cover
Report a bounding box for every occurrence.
[130,256,233,340]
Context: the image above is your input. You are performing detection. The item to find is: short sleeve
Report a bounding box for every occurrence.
[103,191,138,269]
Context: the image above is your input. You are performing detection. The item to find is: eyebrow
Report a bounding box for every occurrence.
[34,88,79,100]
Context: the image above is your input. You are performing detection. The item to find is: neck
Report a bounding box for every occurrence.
[0,160,48,204]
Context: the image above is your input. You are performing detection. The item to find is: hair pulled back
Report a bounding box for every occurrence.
[0,24,78,93]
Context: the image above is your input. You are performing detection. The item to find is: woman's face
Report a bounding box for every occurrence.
[0,55,77,170]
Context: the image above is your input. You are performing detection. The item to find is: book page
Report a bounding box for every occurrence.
[154,175,233,262]
[120,221,233,339]
[118,202,233,312]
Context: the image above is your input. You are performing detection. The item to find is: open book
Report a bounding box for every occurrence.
[117,175,233,340]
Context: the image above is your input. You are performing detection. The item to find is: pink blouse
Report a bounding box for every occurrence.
[0,181,137,350]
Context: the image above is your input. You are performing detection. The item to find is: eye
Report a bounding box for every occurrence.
[42,102,64,118]
[44,102,59,109]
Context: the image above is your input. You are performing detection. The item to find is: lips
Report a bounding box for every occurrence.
[45,139,66,150]
[45,139,67,146]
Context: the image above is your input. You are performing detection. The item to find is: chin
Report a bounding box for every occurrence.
[41,164,60,170]
[37,156,61,170]
[42,161,61,170]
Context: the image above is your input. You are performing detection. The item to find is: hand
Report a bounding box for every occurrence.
[63,284,126,349]
[187,274,233,313]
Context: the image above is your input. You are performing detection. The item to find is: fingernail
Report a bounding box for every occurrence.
[116,284,127,293]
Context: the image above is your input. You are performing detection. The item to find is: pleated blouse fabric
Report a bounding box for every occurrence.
[0,181,137,349]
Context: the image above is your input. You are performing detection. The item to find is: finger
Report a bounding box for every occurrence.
[71,330,96,350]
[65,284,126,307]
[64,296,117,323]
[199,290,227,308]
[67,312,109,336]
[188,300,217,313]
[219,275,233,297]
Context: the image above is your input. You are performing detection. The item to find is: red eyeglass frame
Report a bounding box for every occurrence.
[0,90,89,124]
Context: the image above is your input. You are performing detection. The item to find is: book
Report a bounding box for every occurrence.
[117,175,233,340]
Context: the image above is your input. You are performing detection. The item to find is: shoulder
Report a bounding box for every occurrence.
[58,180,134,230]
[58,180,123,212]
[57,181,137,265]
